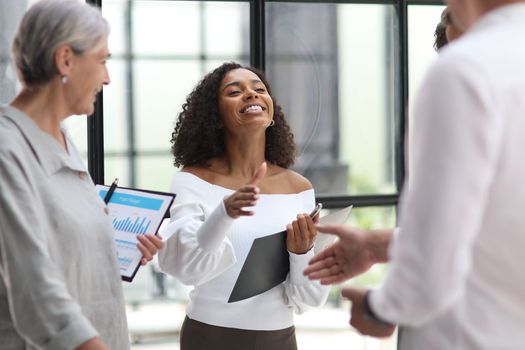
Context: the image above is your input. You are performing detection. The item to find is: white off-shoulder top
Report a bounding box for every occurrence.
[158,171,329,330]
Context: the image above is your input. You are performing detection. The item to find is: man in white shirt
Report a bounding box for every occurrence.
[305,0,525,348]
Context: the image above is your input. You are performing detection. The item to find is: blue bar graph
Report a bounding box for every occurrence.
[112,216,151,234]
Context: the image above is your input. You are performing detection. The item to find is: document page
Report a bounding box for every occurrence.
[96,185,175,281]
[315,205,353,252]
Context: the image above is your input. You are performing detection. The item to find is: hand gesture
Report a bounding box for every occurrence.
[137,234,164,265]
[341,287,396,338]
[286,213,317,254]
[303,225,392,284]
[224,162,267,218]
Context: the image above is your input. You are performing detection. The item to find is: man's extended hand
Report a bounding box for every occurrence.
[303,225,392,284]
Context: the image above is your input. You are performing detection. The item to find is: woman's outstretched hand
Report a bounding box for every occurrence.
[224,162,267,218]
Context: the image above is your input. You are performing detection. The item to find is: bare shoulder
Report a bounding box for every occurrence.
[181,165,212,181]
[181,160,234,188]
[284,169,313,192]
[266,165,313,193]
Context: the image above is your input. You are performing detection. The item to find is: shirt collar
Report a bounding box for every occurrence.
[0,104,87,176]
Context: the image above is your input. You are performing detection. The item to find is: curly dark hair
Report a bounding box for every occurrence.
[434,7,451,51]
[171,62,297,168]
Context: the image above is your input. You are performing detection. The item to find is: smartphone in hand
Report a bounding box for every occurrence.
[310,203,323,219]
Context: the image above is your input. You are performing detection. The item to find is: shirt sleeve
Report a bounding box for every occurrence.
[158,176,237,286]
[0,150,98,349]
[370,55,503,326]
[283,248,330,314]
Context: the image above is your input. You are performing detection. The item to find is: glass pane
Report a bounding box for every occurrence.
[133,1,201,56]
[204,2,249,57]
[133,61,201,151]
[63,116,88,161]
[266,3,398,197]
[104,156,130,187]
[104,59,128,153]
[407,5,445,175]
[102,0,126,55]
[135,154,175,192]
[408,5,445,102]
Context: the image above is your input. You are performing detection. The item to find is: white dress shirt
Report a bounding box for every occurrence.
[0,105,129,350]
[158,172,329,330]
[370,4,525,349]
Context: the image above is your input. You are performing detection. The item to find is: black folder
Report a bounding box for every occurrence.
[228,230,289,303]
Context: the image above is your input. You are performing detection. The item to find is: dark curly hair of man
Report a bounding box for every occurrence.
[170,62,297,169]
[434,7,451,51]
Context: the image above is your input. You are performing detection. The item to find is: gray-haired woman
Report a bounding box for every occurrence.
[0,1,163,349]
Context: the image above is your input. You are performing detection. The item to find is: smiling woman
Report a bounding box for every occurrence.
[158,62,330,350]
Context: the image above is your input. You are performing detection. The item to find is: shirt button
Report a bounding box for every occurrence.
[79,172,86,180]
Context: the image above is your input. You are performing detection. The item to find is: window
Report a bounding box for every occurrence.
[265,3,398,197]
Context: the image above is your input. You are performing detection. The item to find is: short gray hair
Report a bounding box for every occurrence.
[12,0,109,86]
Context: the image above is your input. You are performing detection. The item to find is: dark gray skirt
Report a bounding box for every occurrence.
[180,316,298,350]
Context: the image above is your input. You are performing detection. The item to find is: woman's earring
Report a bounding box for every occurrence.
[61,75,69,84]
[269,119,275,127]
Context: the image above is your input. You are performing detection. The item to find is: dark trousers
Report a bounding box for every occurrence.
[180,316,298,350]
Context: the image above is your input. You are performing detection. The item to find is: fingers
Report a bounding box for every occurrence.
[136,234,163,265]
[287,214,316,254]
[308,245,336,265]
[292,219,301,239]
[316,224,347,236]
[304,256,337,276]
[137,242,152,265]
[341,286,366,302]
[297,215,308,238]
[342,287,396,337]
[224,162,267,218]
[319,274,347,285]
[224,186,260,218]
[304,256,346,284]
[247,162,267,186]
[145,233,164,249]
[230,187,260,208]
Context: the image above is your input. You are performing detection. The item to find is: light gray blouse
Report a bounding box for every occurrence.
[0,105,129,350]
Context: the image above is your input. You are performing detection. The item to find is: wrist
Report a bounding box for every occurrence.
[363,291,394,328]
[366,229,392,263]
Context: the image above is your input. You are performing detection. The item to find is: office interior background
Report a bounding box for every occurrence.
[1,0,445,348]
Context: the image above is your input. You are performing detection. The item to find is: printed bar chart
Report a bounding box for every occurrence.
[115,239,138,272]
[112,216,151,234]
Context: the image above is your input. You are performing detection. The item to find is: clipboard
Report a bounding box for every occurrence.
[228,205,352,303]
[96,184,175,282]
